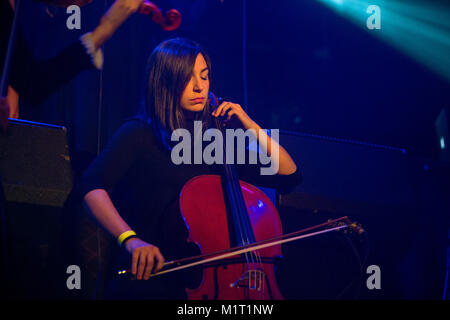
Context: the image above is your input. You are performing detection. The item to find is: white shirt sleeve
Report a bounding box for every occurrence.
[79,32,104,70]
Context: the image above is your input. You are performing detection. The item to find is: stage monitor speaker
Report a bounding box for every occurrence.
[0,119,74,299]
[0,118,73,207]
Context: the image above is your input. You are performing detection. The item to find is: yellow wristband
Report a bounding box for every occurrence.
[117,230,136,247]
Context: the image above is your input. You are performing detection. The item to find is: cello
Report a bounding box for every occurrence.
[177,94,284,300]
[118,94,363,300]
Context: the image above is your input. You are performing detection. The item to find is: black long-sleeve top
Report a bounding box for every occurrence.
[7,32,94,105]
[79,118,302,256]
[78,117,302,299]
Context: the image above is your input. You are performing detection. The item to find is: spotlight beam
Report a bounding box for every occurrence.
[316,0,450,82]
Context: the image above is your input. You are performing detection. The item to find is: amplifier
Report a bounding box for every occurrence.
[0,118,73,207]
[0,118,74,298]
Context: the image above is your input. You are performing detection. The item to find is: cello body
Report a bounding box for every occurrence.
[179,174,284,300]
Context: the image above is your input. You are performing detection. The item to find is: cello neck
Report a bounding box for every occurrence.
[213,114,256,247]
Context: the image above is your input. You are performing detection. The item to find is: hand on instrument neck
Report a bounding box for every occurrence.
[212,101,257,131]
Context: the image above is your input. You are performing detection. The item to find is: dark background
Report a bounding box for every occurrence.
[16,0,450,161]
[1,0,449,300]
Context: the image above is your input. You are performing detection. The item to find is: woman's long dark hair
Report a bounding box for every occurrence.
[141,38,214,151]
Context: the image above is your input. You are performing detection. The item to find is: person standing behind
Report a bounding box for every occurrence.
[0,0,144,131]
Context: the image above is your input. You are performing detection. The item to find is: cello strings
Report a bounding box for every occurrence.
[234,159,264,293]
[224,120,254,269]
[212,95,260,287]
[213,101,259,286]
[225,161,254,272]
[218,116,254,278]
[229,159,261,288]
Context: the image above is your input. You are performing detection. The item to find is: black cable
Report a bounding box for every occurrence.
[335,229,370,299]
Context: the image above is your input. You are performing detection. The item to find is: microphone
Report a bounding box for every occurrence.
[139,1,181,31]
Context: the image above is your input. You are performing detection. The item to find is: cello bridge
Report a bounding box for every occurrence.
[230,269,266,291]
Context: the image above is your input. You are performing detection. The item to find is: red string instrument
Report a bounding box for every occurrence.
[139,0,181,31]
[118,95,361,300]
[177,98,283,299]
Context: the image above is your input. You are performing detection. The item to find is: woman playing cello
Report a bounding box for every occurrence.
[79,38,302,299]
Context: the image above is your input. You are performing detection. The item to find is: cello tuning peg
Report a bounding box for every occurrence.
[161,9,182,31]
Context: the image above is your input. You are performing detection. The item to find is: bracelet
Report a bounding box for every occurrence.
[117,230,137,247]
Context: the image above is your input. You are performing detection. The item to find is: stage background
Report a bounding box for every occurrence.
[1,0,449,299]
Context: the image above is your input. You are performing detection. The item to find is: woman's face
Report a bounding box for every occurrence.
[180,54,210,116]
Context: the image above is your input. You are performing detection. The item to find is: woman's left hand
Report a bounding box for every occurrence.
[212,101,257,130]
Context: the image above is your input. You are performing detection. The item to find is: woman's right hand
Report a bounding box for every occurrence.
[124,238,165,280]
[84,190,163,280]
